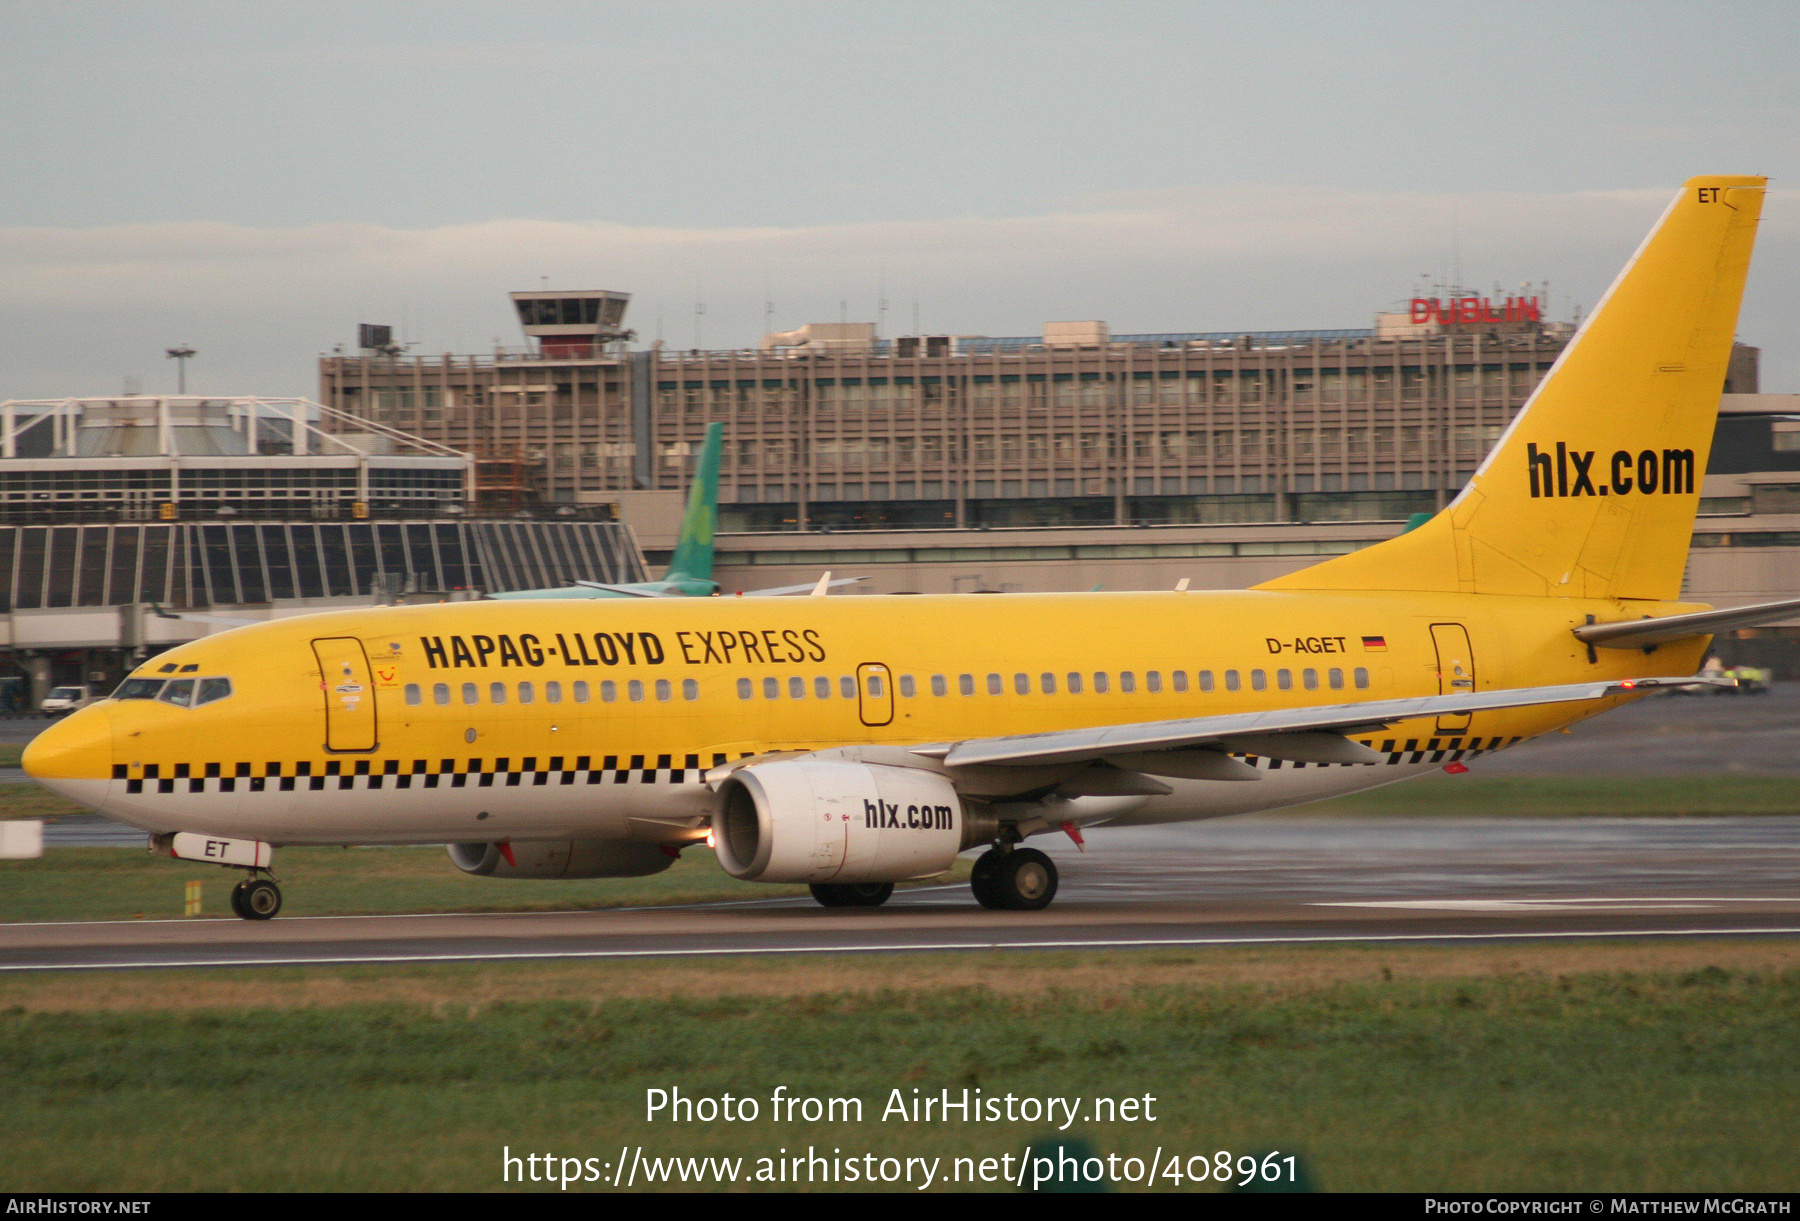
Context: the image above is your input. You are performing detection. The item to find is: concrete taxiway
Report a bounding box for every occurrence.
[5,816,1798,972]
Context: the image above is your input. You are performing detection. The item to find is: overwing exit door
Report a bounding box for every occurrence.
[856,662,894,727]
[1430,623,1476,734]
[313,636,378,751]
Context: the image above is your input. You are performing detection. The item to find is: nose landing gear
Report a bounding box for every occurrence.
[151,833,281,920]
[228,874,282,920]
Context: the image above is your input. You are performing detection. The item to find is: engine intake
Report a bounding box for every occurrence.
[447,839,675,879]
[715,759,979,884]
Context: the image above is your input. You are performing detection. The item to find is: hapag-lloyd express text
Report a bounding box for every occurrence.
[419,629,827,670]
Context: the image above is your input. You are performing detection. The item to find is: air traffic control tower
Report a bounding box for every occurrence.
[509,289,634,358]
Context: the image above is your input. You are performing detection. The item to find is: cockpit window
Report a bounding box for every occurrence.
[117,676,229,707]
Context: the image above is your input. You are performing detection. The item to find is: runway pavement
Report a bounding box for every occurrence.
[6,690,1798,971]
[6,816,1798,972]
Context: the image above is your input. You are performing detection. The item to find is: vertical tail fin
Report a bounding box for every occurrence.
[1260,175,1765,601]
[665,421,722,582]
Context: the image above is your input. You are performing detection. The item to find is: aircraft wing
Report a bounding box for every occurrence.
[573,581,672,598]
[925,676,1708,768]
[740,576,866,597]
[150,604,261,626]
[1572,597,1800,648]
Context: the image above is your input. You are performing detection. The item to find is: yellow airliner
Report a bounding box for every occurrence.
[26,176,1798,920]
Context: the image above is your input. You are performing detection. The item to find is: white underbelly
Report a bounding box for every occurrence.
[53,740,1500,845]
[53,763,714,846]
[1105,751,1472,825]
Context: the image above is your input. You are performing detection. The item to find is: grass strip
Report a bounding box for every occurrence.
[0,943,1795,1192]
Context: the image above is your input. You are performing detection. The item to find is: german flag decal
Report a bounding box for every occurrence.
[1361,635,1388,651]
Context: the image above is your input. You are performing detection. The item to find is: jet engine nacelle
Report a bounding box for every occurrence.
[714,759,977,884]
[447,839,675,879]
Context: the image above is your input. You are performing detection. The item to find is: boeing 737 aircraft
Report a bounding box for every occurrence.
[491,421,858,601]
[26,177,1799,920]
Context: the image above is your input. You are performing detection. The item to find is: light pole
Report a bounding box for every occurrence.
[165,345,195,394]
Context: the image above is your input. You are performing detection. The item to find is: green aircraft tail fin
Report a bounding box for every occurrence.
[666,421,721,582]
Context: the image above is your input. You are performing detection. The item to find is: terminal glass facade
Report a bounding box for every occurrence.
[0,520,645,609]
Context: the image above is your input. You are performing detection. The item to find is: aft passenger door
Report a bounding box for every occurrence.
[1430,623,1476,734]
[312,636,378,752]
[856,662,894,727]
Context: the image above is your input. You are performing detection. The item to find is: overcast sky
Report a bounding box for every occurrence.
[2,0,1797,398]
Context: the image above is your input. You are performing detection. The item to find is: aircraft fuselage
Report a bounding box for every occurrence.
[24,589,1702,846]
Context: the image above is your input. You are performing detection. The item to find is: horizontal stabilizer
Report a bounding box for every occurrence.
[930,678,1698,769]
[1573,597,1800,648]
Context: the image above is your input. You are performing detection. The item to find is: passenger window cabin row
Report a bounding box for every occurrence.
[759,668,1371,698]
[404,679,702,707]
[916,667,1371,696]
[406,667,1374,709]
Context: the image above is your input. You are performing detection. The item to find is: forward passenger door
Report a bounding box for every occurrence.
[312,636,378,752]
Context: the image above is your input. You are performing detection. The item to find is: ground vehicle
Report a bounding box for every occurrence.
[1724,667,1773,695]
[40,685,95,716]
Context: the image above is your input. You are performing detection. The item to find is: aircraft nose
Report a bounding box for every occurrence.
[23,704,114,782]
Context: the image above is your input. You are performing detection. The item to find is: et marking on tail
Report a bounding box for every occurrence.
[1261,175,1765,602]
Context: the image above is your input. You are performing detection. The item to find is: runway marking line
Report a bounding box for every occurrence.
[12,888,1793,932]
[7,925,1800,972]
[0,885,970,929]
[1317,897,1797,912]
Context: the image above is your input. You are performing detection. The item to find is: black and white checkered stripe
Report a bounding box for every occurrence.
[112,734,1531,792]
[113,751,740,795]
[1235,735,1526,770]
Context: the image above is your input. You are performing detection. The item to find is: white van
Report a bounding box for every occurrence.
[40,685,95,716]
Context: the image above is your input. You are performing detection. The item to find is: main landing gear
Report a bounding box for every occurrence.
[229,874,282,921]
[971,844,1058,911]
[802,841,1062,912]
[809,882,894,908]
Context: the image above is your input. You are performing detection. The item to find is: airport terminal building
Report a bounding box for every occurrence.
[320,290,1798,672]
[326,292,1729,531]
[0,396,647,705]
